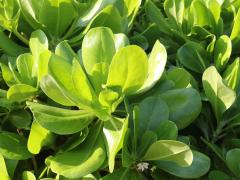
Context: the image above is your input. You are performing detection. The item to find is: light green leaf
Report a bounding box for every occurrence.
[0,132,32,160]
[0,154,10,180]
[230,9,240,49]
[82,27,115,91]
[203,66,236,121]
[46,122,106,178]
[214,35,232,71]
[143,140,193,167]
[154,151,210,179]
[22,171,36,180]
[160,88,202,129]
[0,63,17,87]
[107,45,148,95]
[7,84,38,102]
[226,148,240,177]
[138,40,167,93]
[16,53,36,86]
[27,102,94,135]
[223,57,240,91]
[164,0,185,25]
[27,120,53,154]
[114,33,129,51]
[103,117,128,172]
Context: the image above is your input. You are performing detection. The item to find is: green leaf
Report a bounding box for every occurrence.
[137,96,169,134]
[214,35,232,71]
[86,5,123,34]
[16,53,36,86]
[0,63,17,87]
[160,88,202,129]
[164,0,185,25]
[209,170,231,180]
[230,9,240,49]
[40,74,76,106]
[22,171,36,180]
[0,154,10,180]
[27,120,53,154]
[46,122,106,178]
[138,40,167,93]
[226,148,240,177]
[166,68,191,89]
[8,109,32,129]
[7,84,38,102]
[177,42,209,73]
[27,102,94,135]
[154,151,210,179]
[223,57,240,91]
[156,120,178,140]
[107,45,148,95]
[114,33,129,51]
[203,66,236,121]
[103,117,128,172]
[0,132,32,160]
[102,168,146,180]
[142,140,193,167]
[82,27,115,91]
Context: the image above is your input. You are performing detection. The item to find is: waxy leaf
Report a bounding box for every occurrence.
[27,120,52,154]
[0,132,32,160]
[177,42,209,73]
[7,84,38,102]
[203,66,236,121]
[214,35,232,71]
[103,117,128,172]
[230,9,240,49]
[160,88,202,129]
[0,154,10,180]
[46,122,106,178]
[223,58,240,91]
[226,148,240,177]
[154,151,210,179]
[143,140,193,167]
[107,45,148,95]
[138,40,167,93]
[27,102,94,135]
[22,171,36,180]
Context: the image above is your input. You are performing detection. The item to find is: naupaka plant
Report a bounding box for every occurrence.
[26,26,168,177]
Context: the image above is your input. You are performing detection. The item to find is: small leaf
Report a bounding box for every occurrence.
[214,35,232,71]
[103,117,128,172]
[0,154,10,180]
[203,66,236,121]
[226,148,240,177]
[7,84,38,102]
[156,120,178,140]
[209,170,231,180]
[22,171,36,180]
[27,120,53,154]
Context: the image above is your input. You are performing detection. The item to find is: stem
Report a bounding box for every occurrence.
[212,121,227,143]
[32,157,38,172]
[38,166,48,180]
[13,30,29,45]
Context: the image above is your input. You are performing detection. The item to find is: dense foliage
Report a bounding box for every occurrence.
[0,0,240,179]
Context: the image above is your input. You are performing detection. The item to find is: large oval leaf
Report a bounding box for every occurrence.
[27,102,94,135]
[160,88,202,129]
[154,151,210,179]
[107,45,148,95]
[226,148,240,177]
[142,140,193,167]
[46,122,106,178]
